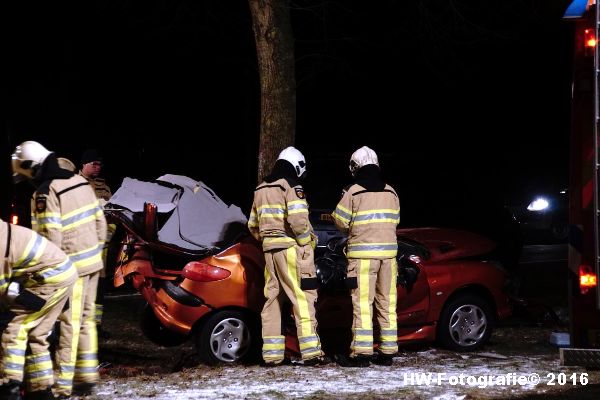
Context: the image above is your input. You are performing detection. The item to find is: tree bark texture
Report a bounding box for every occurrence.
[248,0,296,183]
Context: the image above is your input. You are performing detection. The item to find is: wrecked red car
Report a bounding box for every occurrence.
[105,175,512,364]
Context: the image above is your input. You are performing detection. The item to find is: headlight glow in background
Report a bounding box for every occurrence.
[527,197,550,211]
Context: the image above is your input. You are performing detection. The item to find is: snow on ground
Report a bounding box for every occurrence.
[90,348,599,400]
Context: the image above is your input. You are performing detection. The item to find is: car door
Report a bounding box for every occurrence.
[396,259,430,328]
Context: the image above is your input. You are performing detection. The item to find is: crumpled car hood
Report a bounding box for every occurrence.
[397,227,497,262]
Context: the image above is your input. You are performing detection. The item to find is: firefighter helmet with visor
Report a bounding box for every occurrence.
[277,146,307,179]
[11,141,52,183]
[349,145,379,176]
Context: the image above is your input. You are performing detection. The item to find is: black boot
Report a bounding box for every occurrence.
[0,379,23,400]
[299,355,333,366]
[335,354,371,368]
[72,382,96,396]
[23,386,55,400]
[372,352,394,366]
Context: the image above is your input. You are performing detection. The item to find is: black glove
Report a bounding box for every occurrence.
[14,290,46,311]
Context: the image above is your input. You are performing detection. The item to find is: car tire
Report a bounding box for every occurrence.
[437,294,493,351]
[196,310,261,365]
[140,303,189,347]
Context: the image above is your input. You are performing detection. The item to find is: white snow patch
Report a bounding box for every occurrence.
[93,351,587,400]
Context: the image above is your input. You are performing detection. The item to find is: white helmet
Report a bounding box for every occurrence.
[57,157,77,172]
[277,146,307,178]
[11,141,52,182]
[349,145,379,176]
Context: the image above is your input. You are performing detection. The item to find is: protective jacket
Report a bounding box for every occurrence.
[79,171,112,201]
[31,161,106,277]
[248,175,315,251]
[0,222,77,296]
[0,222,77,392]
[332,165,400,259]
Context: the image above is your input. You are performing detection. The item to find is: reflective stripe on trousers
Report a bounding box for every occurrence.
[349,258,398,356]
[261,246,323,362]
[54,272,99,396]
[4,286,70,391]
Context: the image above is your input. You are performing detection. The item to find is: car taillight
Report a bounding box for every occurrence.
[579,264,597,294]
[182,261,231,282]
[584,28,596,56]
[10,213,19,225]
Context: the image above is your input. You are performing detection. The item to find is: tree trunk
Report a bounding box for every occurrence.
[248,0,296,183]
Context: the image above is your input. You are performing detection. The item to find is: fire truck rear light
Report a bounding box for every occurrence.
[585,29,596,47]
[579,264,597,294]
[182,261,231,282]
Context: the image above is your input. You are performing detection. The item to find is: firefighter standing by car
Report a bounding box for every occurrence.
[332,145,400,367]
[11,141,107,398]
[247,146,326,366]
[0,219,78,400]
[78,149,114,338]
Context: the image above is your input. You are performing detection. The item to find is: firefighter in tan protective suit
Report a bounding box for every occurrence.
[12,141,107,398]
[78,149,114,337]
[248,147,326,366]
[332,146,400,368]
[0,219,78,400]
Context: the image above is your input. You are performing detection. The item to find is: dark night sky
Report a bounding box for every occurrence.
[2,0,575,235]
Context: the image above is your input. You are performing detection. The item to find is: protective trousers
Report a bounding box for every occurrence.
[348,257,398,357]
[54,272,99,397]
[96,222,116,325]
[261,245,323,364]
[1,285,70,391]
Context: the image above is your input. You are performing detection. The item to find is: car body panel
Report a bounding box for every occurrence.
[108,208,512,357]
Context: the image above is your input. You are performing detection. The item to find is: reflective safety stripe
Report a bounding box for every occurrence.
[35,215,62,229]
[358,259,371,330]
[388,258,398,328]
[24,352,54,383]
[332,205,352,223]
[380,341,398,351]
[257,204,286,219]
[262,335,285,362]
[353,209,400,225]
[263,267,271,298]
[248,210,259,227]
[68,244,102,270]
[6,286,69,383]
[286,247,312,337]
[34,259,74,285]
[287,200,308,214]
[295,230,311,246]
[7,348,26,356]
[0,274,8,290]
[57,278,84,389]
[299,334,321,358]
[352,259,373,355]
[353,341,374,349]
[347,243,397,258]
[62,205,103,231]
[15,233,45,269]
[263,236,296,246]
[95,304,103,324]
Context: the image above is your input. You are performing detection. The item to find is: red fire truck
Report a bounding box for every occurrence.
[562,0,600,366]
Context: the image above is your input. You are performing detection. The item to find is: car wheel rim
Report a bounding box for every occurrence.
[448,304,487,347]
[209,317,251,362]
